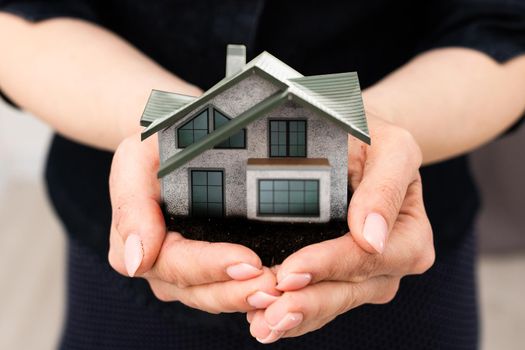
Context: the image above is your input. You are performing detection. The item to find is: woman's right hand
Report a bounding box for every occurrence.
[108,133,281,313]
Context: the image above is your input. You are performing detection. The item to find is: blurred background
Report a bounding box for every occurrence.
[1,99,524,349]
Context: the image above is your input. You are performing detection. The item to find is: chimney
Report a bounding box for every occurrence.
[225,44,246,77]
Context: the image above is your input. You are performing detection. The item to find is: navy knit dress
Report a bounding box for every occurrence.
[1,1,524,349]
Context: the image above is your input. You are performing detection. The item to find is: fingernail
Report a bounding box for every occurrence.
[270,312,304,331]
[226,263,262,280]
[124,234,144,277]
[256,330,285,344]
[276,273,312,291]
[363,213,388,254]
[247,291,279,309]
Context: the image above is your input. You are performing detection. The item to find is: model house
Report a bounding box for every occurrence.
[140,45,369,223]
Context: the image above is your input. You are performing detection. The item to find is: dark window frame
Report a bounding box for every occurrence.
[212,108,247,149]
[176,105,246,149]
[257,179,320,217]
[177,108,209,148]
[189,169,225,217]
[268,119,307,157]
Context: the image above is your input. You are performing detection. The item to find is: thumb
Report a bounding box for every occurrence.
[109,134,165,277]
[348,130,421,254]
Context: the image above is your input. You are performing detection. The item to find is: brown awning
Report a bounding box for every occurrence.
[247,158,330,167]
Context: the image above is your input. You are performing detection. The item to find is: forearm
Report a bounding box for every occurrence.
[0,13,201,151]
[363,48,525,164]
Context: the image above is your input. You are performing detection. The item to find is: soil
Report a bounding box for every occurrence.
[167,216,349,266]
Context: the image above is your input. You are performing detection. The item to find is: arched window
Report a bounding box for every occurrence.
[177,106,246,149]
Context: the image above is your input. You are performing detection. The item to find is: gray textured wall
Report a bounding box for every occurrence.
[159,73,348,219]
[159,73,280,216]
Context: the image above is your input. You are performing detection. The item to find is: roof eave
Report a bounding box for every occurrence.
[157,91,289,178]
[289,94,371,145]
[141,68,289,141]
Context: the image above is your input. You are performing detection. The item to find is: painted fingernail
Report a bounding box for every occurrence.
[124,234,144,277]
[276,273,312,291]
[270,312,304,332]
[247,291,279,309]
[226,263,262,280]
[256,330,285,344]
[363,213,388,254]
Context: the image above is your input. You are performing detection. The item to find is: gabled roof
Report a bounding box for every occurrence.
[288,72,368,139]
[141,51,304,140]
[139,50,370,178]
[140,90,196,127]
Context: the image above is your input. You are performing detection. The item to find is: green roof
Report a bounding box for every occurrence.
[157,91,289,178]
[288,72,369,139]
[140,90,196,127]
[139,50,370,178]
[141,51,302,140]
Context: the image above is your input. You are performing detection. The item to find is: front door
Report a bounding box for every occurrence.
[191,170,224,217]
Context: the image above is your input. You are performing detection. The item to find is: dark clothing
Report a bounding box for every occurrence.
[62,226,478,350]
[1,0,524,349]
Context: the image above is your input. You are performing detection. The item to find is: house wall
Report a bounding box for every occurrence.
[159,74,349,220]
[159,73,280,217]
[248,103,348,220]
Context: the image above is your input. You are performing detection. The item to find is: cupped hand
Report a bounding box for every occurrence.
[247,116,435,343]
[108,133,281,314]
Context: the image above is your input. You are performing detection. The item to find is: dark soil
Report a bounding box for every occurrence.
[167,216,349,266]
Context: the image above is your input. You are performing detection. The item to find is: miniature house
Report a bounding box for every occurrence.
[141,45,370,223]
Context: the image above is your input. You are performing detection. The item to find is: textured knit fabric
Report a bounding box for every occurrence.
[61,229,478,350]
[1,0,524,349]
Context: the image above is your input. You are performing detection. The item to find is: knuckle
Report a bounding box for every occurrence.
[377,279,400,304]
[412,224,435,274]
[337,286,357,314]
[157,240,191,288]
[169,266,190,289]
[281,292,303,313]
[355,254,383,282]
[148,281,175,302]
[155,258,189,289]
[413,245,435,275]
[377,179,404,219]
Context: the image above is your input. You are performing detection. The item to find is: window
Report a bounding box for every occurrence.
[178,109,209,148]
[177,106,246,149]
[258,180,319,216]
[214,109,246,149]
[269,120,306,157]
[191,170,224,217]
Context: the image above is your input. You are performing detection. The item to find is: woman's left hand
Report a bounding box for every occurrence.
[247,117,435,343]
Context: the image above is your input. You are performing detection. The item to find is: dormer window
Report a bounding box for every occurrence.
[177,106,246,149]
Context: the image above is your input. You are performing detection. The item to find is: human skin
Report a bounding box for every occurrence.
[1,14,524,342]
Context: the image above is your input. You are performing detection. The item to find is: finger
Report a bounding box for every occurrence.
[109,134,165,277]
[251,276,399,342]
[348,125,422,254]
[143,232,263,286]
[277,181,434,288]
[276,233,379,288]
[148,267,280,314]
